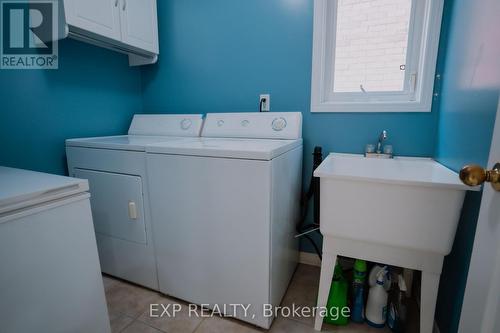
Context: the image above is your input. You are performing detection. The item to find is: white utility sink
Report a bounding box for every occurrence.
[313,153,478,333]
[314,153,476,255]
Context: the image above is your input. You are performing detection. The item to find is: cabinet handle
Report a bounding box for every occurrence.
[114,0,118,7]
[122,0,127,10]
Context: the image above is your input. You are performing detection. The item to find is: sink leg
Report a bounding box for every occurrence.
[314,250,337,331]
[420,271,440,333]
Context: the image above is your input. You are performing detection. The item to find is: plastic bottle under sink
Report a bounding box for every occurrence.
[387,274,408,332]
[366,266,389,328]
[351,259,367,323]
[324,264,349,325]
[369,265,392,291]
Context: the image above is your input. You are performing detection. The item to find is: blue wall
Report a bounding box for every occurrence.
[433,0,500,332]
[0,39,143,175]
[140,0,441,252]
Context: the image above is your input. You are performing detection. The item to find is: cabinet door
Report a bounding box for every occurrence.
[119,0,159,54]
[74,169,147,245]
[64,0,121,42]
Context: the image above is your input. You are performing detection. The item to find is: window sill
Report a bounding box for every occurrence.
[311,100,432,113]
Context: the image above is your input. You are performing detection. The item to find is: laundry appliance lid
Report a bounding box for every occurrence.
[65,114,203,151]
[146,137,303,161]
[65,135,197,152]
[0,167,89,215]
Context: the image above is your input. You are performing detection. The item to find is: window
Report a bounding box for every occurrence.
[310,0,444,112]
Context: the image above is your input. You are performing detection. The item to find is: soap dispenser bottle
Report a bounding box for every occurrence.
[366,266,389,328]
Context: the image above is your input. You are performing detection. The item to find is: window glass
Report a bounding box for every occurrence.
[333,0,412,93]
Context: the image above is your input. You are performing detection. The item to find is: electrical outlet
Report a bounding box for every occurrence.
[259,94,270,112]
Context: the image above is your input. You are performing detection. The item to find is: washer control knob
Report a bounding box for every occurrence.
[241,120,250,127]
[272,117,287,131]
[180,118,192,130]
[217,120,225,127]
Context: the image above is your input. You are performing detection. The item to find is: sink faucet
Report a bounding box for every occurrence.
[365,130,392,158]
[376,130,388,154]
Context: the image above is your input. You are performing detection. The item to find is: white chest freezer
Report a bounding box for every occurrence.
[0,167,110,333]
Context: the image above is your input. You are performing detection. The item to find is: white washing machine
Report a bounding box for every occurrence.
[146,112,303,328]
[66,114,203,289]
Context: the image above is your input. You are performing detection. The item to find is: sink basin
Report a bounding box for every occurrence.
[314,153,477,255]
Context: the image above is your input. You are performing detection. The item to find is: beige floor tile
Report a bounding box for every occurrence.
[269,317,316,333]
[103,274,118,292]
[323,322,392,332]
[268,317,392,333]
[108,310,135,333]
[106,280,161,318]
[292,264,321,285]
[137,295,203,333]
[279,265,320,325]
[121,321,164,333]
[194,316,263,333]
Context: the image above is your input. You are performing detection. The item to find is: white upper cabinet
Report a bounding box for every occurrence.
[120,0,159,54]
[61,0,159,66]
[64,0,121,42]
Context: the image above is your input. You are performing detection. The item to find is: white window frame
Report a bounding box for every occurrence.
[310,0,444,113]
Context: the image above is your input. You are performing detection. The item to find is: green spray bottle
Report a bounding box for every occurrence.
[324,263,349,325]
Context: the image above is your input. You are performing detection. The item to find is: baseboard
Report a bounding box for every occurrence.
[299,251,321,267]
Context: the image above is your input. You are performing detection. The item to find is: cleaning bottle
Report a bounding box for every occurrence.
[324,264,349,325]
[369,265,392,291]
[351,259,367,323]
[366,266,388,328]
[387,274,408,332]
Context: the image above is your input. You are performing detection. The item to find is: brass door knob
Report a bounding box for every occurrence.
[460,163,500,191]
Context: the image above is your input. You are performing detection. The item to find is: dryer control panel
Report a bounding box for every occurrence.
[128,114,203,137]
[202,112,302,139]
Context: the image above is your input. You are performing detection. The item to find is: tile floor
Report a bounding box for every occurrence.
[104,264,414,333]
